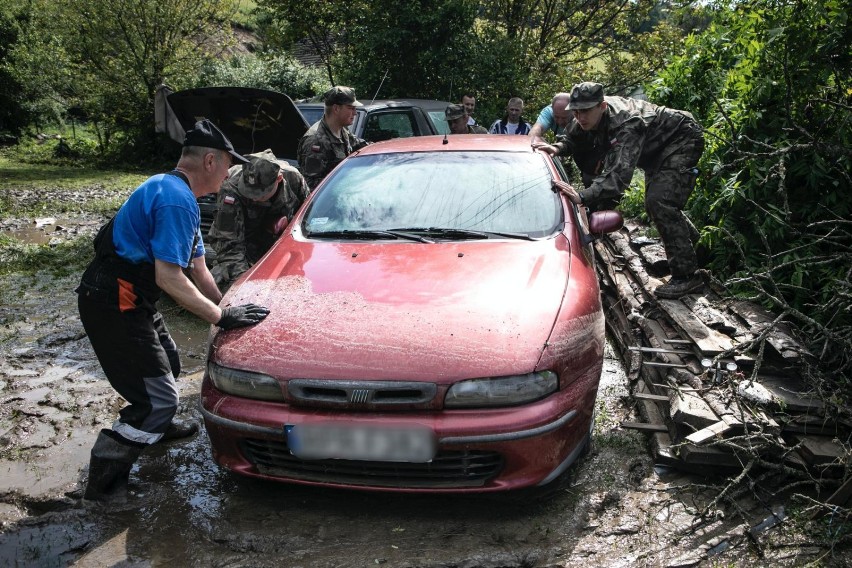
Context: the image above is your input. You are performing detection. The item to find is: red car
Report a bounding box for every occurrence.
[200,135,623,493]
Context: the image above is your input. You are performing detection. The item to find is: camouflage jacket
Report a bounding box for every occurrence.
[554,96,699,204]
[297,118,368,190]
[208,164,310,285]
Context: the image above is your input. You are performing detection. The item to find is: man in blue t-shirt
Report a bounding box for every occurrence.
[529,92,571,144]
[76,119,270,502]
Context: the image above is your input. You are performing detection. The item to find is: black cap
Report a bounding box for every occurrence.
[183,119,249,164]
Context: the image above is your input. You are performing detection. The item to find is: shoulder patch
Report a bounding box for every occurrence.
[311,145,322,153]
[223,195,236,205]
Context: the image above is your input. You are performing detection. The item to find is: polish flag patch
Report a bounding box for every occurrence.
[223,195,236,205]
[311,145,321,152]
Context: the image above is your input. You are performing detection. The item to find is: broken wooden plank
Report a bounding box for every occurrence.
[636,243,669,277]
[685,420,732,445]
[670,391,720,431]
[725,300,808,360]
[643,361,690,368]
[629,346,694,355]
[796,436,846,466]
[636,383,680,466]
[622,421,669,432]
[635,392,669,402]
[635,316,704,375]
[810,476,852,519]
[782,414,839,436]
[595,241,645,313]
[680,295,740,336]
[657,298,735,356]
[757,376,826,414]
[679,442,744,468]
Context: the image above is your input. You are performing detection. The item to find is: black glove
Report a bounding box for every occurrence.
[217,304,270,330]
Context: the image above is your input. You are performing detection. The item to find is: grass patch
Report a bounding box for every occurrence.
[0,234,93,276]
[0,150,149,192]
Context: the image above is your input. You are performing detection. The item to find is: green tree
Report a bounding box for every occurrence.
[8,0,238,157]
[260,0,688,121]
[3,0,76,133]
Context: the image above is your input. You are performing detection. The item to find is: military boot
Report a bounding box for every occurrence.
[655,272,704,299]
[83,429,145,503]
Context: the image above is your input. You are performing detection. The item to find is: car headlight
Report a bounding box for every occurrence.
[207,362,285,401]
[444,371,559,408]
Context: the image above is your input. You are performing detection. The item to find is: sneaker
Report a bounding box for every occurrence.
[655,273,704,299]
[159,419,199,442]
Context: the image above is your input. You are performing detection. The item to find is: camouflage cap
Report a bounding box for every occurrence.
[237,149,281,199]
[568,82,605,110]
[444,104,466,121]
[323,86,363,107]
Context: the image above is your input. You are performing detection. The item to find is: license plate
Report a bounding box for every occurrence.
[286,423,436,463]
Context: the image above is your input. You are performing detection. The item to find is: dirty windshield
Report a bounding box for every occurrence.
[303,151,561,239]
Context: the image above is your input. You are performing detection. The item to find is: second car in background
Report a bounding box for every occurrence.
[296,99,450,142]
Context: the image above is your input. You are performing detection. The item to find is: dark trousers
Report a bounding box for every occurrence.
[78,294,180,444]
[644,122,705,277]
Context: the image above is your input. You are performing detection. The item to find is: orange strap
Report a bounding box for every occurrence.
[117,278,138,312]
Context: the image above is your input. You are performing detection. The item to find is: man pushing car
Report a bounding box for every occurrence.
[76,119,269,502]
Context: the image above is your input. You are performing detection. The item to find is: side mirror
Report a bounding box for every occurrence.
[588,210,623,235]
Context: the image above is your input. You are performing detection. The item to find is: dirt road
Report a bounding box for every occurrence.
[0,194,840,567]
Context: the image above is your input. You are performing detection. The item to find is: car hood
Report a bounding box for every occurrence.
[155,85,308,161]
[211,237,575,383]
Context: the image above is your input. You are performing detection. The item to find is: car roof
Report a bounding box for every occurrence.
[352,134,537,155]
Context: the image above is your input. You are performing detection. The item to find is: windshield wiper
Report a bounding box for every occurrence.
[389,227,535,241]
[480,230,537,241]
[387,227,489,240]
[307,229,430,242]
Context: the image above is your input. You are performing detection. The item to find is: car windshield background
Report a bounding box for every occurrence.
[363,111,417,142]
[427,111,450,135]
[303,151,561,238]
[298,106,324,126]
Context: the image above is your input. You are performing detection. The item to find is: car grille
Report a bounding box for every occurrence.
[287,379,439,410]
[241,438,503,488]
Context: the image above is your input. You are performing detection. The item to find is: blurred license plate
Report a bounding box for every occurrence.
[286,423,436,463]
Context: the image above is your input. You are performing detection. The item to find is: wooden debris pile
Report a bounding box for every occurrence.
[594,221,851,481]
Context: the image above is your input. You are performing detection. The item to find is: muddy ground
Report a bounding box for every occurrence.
[0,187,845,567]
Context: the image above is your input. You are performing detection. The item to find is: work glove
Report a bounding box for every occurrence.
[217,304,270,330]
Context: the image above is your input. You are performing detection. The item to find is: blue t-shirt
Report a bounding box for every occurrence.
[112,173,204,267]
[535,105,565,136]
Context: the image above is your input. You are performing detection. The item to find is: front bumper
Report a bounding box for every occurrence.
[200,374,598,492]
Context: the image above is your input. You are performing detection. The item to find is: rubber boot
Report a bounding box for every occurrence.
[83,429,145,503]
[158,418,199,443]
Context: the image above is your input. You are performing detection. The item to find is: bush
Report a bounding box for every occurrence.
[195,52,328,98]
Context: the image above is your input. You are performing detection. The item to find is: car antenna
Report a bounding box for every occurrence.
[370,69,390,104]
[443,77,452,144]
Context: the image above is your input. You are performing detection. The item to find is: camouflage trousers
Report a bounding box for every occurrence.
[644,122,705,278]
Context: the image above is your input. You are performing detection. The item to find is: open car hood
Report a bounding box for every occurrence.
[155,85,309,161]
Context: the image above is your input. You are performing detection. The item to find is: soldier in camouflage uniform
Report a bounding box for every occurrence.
[445,104,488,134]
[297,86,369,190]
[208,149,310,292]
[536,82,705,299]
